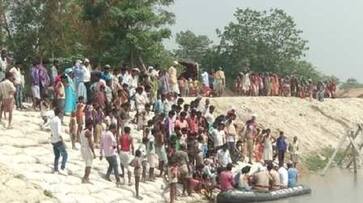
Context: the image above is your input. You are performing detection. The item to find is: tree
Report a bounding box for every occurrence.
[174,30,212,63]
[340,78,363,89]
[80,0,175,66]
[0,0,11,47]
[1,0,175,68]
[218,8,308,74]
[7,0,81,62]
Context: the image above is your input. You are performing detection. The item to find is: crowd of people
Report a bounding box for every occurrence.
[234,72,337,101]
[0,54,302,202]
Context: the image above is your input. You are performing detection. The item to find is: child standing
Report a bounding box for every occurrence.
[168,159,179,203]
[80,120,96,183]
[76,96,85,143]
[69,112,77,149]
[137,137,148,182]
[147,130,158,181]
[137,111,146,131]
[130,150,143,200]
[93,105,104,148]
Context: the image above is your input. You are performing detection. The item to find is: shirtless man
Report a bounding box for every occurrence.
[0,72,16,128]
[154,115,167,177]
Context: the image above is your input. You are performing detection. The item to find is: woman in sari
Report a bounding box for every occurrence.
[63,68,76,115]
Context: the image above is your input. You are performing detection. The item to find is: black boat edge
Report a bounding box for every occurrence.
[217,185,312,203]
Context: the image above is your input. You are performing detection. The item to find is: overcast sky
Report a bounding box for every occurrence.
[165,0,363,82]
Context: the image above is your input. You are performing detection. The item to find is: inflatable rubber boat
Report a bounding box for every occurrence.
[217,185,312,203]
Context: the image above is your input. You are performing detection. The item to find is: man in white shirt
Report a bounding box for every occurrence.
[212,123,225,149]
[217,145,232,167]
[278,165,288,188]
[9,63,23,109]
[119,68,131,86]
[83,58,92,100]
[50,108,68,175]
[201,70,209,88]
[135,86,149,113]
[226,116,237,159]
[50,60,59,85]
[204,105,215,128]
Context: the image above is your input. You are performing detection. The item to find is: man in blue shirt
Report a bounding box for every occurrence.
[101,64,112,82]
[287,162,298,187]
[276,131,287,167]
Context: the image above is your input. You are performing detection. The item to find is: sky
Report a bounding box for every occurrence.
[165,0,363,82]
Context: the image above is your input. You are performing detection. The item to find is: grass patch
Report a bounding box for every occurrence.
[303,147,346,171]
[43,190,54,198]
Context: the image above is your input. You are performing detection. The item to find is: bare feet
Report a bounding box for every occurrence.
[104,176,112,182]
[82,178,92,184]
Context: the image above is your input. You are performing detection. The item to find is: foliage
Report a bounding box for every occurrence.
[1,0,174,67]
[79,0,175,66]
[174,30,212,63]
[7,0,82,63]
[202,8,315,82]
[303,147,345,171]
[0,3,331,82]
[340,78,363,90]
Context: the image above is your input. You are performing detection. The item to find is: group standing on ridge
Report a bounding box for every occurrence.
[0,52,313,201]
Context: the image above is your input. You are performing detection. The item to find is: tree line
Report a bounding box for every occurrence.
[0,1,336,83]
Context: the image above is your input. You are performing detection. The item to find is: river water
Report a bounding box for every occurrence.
[264,168,363,203]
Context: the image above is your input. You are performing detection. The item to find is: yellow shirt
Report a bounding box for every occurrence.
[168,66,177,84]
[215,70,225,80]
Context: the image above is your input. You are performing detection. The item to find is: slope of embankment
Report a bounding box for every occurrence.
[206,97,363,154]
[337,88,363,98]
[0,97,362,202]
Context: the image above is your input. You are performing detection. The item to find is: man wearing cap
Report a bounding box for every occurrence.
[101,65,112,82]
[214,67,225,96]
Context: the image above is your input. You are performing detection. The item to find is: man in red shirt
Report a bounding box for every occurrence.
[219,163,235,192]
[119,126,134,185]
[187,109,199,136]
[175,111,189,129]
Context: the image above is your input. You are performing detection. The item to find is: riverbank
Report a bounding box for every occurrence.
[0,109,204,203]
[1,97,362,202]
[205,97,363,153]
[0,165,54,202]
